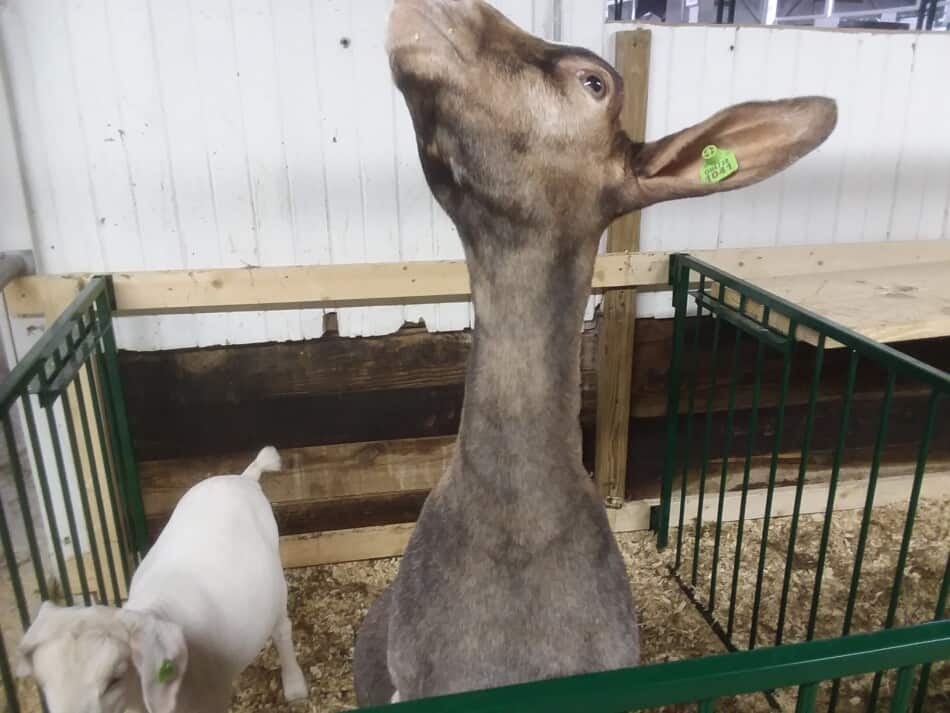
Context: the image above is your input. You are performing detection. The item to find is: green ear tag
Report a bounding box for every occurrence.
[157,659,176,684]
[700,145,739,184]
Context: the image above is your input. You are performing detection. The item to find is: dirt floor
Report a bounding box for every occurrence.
[5,497,948,713]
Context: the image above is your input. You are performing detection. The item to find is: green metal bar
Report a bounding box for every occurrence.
[0,279,109,415]
[777,335,827,646]
[889,666,915,713]
[675,276,707,571]
[697,293,789,352]
[0,630,21,713]
[912,552,949,713]
[807,350,860,642]
[669,256,950,394]
[2,414,48,601]
[0,495,30,630]
[354,620,950,713]
[796,682,818,713]
[21,396,72,604]
[727,337,767,640]
[44,399,91,605]
[691,315,722,586]
[829,371,896,713]
[842,372,896,638]
[709,324,743,611]
[60,388,107,604]
[697,700,715,713]
[94,288,148,556]
[659,259,691,550]
[77,359,123,605]
[883,391,939,631]
[749,330,795,650]
[87,355,132,591]
[93,344,135,586]
[868,391,940,710]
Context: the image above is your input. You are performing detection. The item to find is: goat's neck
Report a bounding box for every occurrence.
[456,229,597,493]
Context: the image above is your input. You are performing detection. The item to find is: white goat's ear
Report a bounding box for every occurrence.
[616,96,837,213]
[124,613,187,713]
[16,601,62,677]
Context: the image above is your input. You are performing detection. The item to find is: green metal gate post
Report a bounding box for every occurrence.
[657,254,691,549]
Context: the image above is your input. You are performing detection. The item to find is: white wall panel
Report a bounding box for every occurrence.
[602,24,950,317]
[2,4,949,348]
[0,50,30,251]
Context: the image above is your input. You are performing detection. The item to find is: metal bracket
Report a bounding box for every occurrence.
[605,495,625,510]
[0,250,36,292]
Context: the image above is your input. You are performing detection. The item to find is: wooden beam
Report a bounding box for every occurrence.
[277,471,950,568]
[280,523,415,569]
[595,29,651,506]
[709,260,950,347]
[6,241,949,318]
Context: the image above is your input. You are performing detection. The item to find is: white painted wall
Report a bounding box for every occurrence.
[0,51,30,251]
[602,24,950,316]
[1,3,949,349]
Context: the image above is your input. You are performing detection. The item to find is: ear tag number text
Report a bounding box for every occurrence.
[700,145,739,184]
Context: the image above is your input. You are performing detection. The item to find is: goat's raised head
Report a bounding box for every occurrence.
[388,0,837,257]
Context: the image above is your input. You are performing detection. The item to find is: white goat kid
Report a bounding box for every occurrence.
[16,447,308,713]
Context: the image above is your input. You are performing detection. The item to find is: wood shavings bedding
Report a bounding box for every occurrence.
[230,498,948,713]
[7,501,945,713]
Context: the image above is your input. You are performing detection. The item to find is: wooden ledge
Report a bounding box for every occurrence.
[6,241,947,318]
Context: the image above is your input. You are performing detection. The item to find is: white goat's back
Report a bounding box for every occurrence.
[127,472,285,675]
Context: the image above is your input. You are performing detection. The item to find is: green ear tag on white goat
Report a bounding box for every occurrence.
[700,145,739,184]
[157,659,176,684]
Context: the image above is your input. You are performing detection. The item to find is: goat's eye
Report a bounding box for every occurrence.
[581,73,606,98]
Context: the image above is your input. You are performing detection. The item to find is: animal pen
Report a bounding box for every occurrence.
[0,245,948,712]
[1,5,950,713]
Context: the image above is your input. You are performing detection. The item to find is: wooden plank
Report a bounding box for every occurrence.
[280,523,415,569]
[139,436,454,517]
[7,242,950,318]
[278,472,950,568]
[611,471,950,534]
[627,391,948,501]
[707,261,950,347]
[118,325,599,461]
[595,29,650,506]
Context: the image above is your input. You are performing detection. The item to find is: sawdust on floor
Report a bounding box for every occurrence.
[229,498,948,713]
[7,501,947,713]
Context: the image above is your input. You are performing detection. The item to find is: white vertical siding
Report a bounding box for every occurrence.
[601,24,950,316]
[2,4,949,347]
[0,56,30,251]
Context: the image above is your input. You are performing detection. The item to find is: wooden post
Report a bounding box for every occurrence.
[595,29,651,507]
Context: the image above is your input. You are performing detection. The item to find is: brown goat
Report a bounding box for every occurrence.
[354,0,837,704]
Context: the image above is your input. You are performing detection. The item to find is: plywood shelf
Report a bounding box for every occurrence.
[705,259,950,348]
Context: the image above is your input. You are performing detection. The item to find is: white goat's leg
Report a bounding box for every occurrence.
[273,615,308,701]
[391,691,402,704]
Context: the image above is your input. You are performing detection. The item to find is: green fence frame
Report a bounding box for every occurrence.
[656,253,949,710]
[0,276,145,713]
[357,620,949,712]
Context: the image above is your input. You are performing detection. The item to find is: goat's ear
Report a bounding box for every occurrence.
[16,601,62,677]
[615,96,837,213]
[123,612,187,713]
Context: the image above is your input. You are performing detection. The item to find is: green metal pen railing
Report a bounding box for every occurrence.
[0,276,145,713]
[657,253,949,711]
[356,620,949,712]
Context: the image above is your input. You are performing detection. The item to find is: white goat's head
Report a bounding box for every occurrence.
[16,602,187,713]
